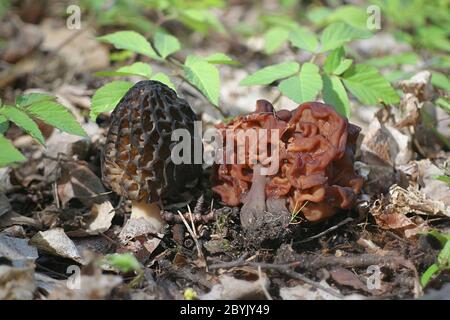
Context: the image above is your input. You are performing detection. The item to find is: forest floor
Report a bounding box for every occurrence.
[0,1,449,300]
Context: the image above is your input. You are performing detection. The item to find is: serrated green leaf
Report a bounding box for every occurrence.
[333,59,353,75]
[95,62,152,78]
[0,134,26,167]
[0,115,8,134]
[288,26,318,52]
[342,64,400,105]
[278,63,322,104]
[319,22,372,52]
[184,56,220,105]
[98,31,160,60]
[323,47,345,74]
[240,62,300,86]
[150,73,176,92]
[16,93,55,108]
[264,27,290,54]
[154,32,181,59]
[322,74,350,117]
[27,101,87,137]
[325,5,367,29]
[431,71,450,91]
[0,106,45,145]
[204,53,239,65]
[90,81,134,121]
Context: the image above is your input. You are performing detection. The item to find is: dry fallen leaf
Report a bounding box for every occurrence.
[57,161,115,236]
[199,273,269,300]
[29,228,84,264]
[370,184,449,237]
[329,268,369,292]
[0,234,38,266]
[0,193,11,217]
[47,273,122,300]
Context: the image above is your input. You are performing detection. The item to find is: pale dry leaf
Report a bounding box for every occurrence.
[29,228,84,264]
[199,274,269,300]
[47,273,122,300]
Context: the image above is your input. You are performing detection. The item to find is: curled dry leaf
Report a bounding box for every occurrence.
[0,264,36,300]
[200,274,269,300]
[29,228,84,264]
[57,161,115,236]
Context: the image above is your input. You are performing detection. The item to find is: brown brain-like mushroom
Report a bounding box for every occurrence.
[102,80,201,235]
[213,100,363,228]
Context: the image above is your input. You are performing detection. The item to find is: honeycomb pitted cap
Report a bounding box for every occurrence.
[102,80,201,206]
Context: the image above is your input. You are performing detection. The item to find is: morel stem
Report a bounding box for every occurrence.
[131,200,166,233]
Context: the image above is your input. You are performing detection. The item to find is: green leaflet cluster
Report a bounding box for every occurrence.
[0,94,86,167]
[241,22,400,117]
[90,31,238,121]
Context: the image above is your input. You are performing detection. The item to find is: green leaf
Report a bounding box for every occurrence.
[288,27,318,52]
[323,47,345,74]
[204,53,239,65]
[431,71,450,91]
[0,115,9,134]
[27,101,87,137]
[278,63,322,104]
[95,62,152,78]
[322,74,350,117]
[342,64,400,105]
[150,73,176,92]
[319,22,372,52]
[438,240,450,267]
[153,32,181,59]
[16,93,55,108]
[333,59,353,75]
[184,56,220,106]
[427,230,450,247]
[105,253,141,273]
[90,81,133,121]
[264,27,290,54]
[0,134,26,167]
[421,263,440,287]
[240,62,300,86]
[325,5,368,29]
[0,106,45,145]
[436,97,450,112]
[434,175,450,185]
[98,31,160,60]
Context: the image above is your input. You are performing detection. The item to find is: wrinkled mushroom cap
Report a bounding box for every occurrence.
[213,100,363,222]
[102,80,201,205]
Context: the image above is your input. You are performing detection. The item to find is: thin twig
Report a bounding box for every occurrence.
[294,217,354,244]
[177,210,207,269]
[258,266,273,300]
